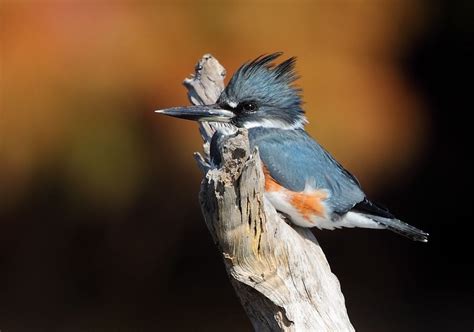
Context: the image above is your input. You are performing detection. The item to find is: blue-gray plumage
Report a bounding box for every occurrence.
[156,52,428,242]
[218,53,306,130]
[248,127,364,215]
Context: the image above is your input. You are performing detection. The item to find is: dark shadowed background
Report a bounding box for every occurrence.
[1,0,472,331]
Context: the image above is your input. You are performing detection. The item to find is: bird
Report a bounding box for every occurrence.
[156,53,428,242]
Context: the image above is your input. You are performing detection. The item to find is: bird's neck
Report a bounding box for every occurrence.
[241,117,307,130]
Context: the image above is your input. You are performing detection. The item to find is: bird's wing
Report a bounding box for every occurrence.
[248,128,365,214]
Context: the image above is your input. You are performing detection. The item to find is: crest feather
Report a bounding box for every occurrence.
[222,52,304,121]
[220,53,307,129]
[238,52,298,84]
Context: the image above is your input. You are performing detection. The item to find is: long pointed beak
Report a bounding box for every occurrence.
[155,104,234,122]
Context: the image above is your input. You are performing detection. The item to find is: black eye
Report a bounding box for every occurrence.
[241,102,257,112]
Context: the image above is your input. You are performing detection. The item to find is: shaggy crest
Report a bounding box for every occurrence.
[219,52,306,129]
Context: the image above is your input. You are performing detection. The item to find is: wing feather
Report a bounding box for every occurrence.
[248,128,365,214]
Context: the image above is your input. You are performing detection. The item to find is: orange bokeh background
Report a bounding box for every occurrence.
[1,1,472,331]
[2,1,430,209]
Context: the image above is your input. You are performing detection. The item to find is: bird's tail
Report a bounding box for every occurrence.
[364,214,429,243]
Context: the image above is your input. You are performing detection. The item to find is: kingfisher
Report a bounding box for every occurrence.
[156,53,428,242]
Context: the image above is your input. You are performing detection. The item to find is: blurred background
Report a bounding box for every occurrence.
[1,0,472,331]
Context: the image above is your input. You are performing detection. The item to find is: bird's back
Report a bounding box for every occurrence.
[248,127,365,215]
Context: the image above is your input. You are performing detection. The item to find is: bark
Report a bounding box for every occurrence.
[183,54,354,332]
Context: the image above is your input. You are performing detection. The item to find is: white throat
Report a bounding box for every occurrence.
[242,117,307,130]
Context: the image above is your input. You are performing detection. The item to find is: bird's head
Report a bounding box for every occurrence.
[156,53,307,130]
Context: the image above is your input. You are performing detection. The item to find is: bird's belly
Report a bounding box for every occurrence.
[264,190,335,229]
[262,166,333,229]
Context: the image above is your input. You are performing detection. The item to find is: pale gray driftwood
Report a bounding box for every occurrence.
[183,54,354,332]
